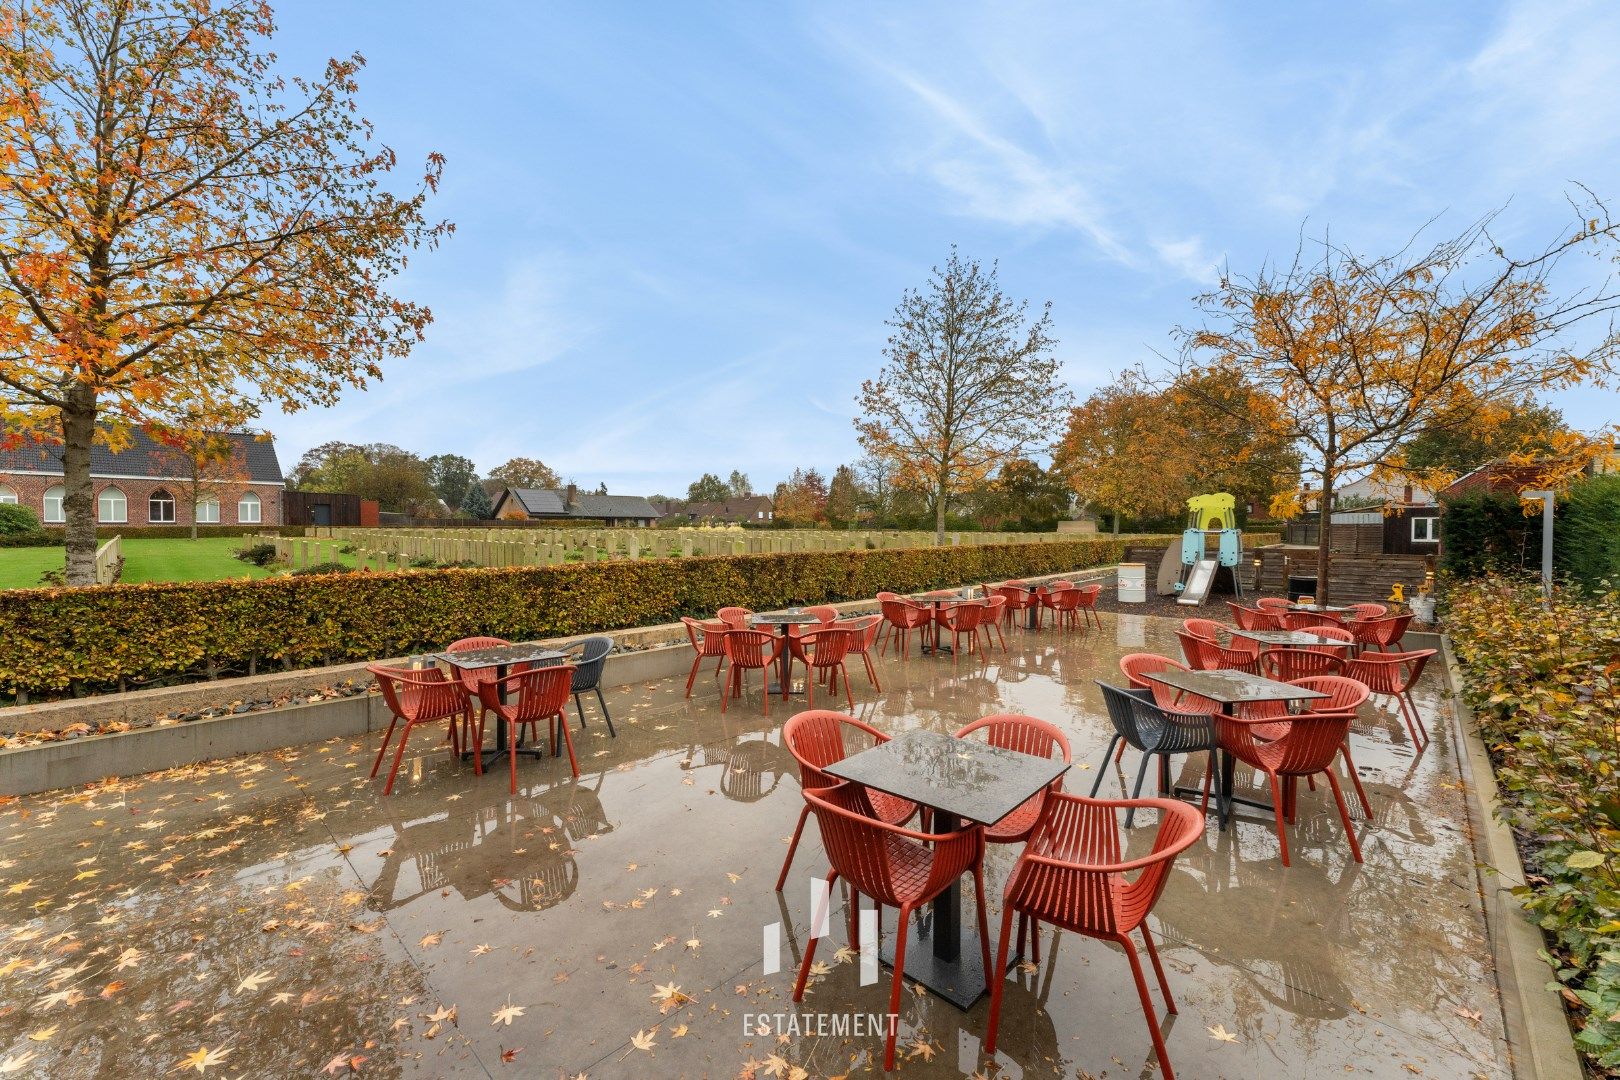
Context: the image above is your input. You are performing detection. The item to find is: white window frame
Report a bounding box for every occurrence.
[98,486,127,524]
[237,491,261,524]
[195,494,220,524]
[43,485,64,523]
[0,484,15,505]
[148,488,176,524]
[1411,516,1439,543]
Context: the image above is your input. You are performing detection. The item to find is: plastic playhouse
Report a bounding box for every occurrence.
[1170,492,1245,606]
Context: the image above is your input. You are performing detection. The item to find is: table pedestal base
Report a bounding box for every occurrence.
[879,913,987,1010]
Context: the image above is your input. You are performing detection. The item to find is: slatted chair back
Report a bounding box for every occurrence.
[879,598,926,629]
[1255,597,1291,611]
[446,636,523,696]
[1219,709,1354,777]
[562,636,613,693]
[1282,610,1342,632]
[957,713,1072,765]
[1125,692,1218,754]
[1344,648,1434,695]
[716,606,754,631]
[1226,602,1278,630]
[797,627,854,667]
[1182,618,1223,641]
[681,616,728,656]
[1118,652,1183,691]
[478,663,575,725]
[1291,674,1370,714]
[1303,625,1354,656]
[1350,602,1388,621]
[833,615,882,653]
[1097,682,1155,751]
[1260,648,1343,682]
[1356,612,1414,650]
[806,605,839,624]
[802,783,979,909]
[369,664,466,723]
[724,628,781,669]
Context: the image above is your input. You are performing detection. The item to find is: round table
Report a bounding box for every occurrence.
[748,611,824,694]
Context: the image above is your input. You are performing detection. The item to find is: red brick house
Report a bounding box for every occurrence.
[0,429,284,528]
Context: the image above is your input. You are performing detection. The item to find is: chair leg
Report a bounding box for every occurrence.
[574,693,588,729]
[792,869,838,1002]
[985,904,1018,1055]
[862,651,881,691]
[721,666,734,714]
[885,904,912,1071]
[776,804,811,891]
[370,717,399,778]
[1324,770,1364,863]
[1141,925,1176,1012]
[1399,690,1430,750]
[684,653,702,697]
[1090,735,1122,796]
[1121,934,1178,1080]
[1200,753,1213,816]
[508,719,519,796]
[841,663,853,710]
[595,687,615,736]
[760,667,770,717]
[1125,753,1155,828]
[382,720,412,796]
[1267,771,1289,867]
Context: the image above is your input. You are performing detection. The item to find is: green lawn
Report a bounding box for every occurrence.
[0,537,282,590]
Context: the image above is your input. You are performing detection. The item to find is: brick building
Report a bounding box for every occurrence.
[0,429,284,528]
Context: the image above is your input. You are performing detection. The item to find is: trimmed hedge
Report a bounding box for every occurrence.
[0,523,304,547]
[1438,490,1539,577]
[1558,474,1620,590]
[0,534,1174,698]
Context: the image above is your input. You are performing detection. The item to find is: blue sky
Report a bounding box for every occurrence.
[268,0,1620,496]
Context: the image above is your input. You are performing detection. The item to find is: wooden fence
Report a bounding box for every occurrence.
[93,535,122,585]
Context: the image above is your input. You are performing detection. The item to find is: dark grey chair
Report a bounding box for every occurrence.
[1094,681,1216,826]
[563,636,615,736]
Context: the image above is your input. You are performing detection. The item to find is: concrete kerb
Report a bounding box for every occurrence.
[1429,630,1582,1080]
[0,567,1105,798]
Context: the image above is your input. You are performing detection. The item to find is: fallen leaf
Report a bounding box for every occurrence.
[492,1001,524,1026]
[1208,1024,1239,1043]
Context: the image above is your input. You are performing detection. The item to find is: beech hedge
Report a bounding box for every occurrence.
[0,533,1197,698]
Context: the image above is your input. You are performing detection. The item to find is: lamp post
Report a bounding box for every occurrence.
[1523,489,1556,605]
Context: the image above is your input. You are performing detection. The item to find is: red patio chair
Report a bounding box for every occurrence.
[1255,597,1291,612]
[832,615,884,689]
[1041,587,1087,631]
[1073,583,1103,629]
[1226,601,1280,630]
[1348,612,1413,653]
[1303,625,1354,656]
[984,792,1204,1080]
[1119,652,1185,692]
[680,617,728,697]
[776,711,918,891]
[878,598,929,658]
[995,583,1037,628]
[1344,649,1435,749]
[367,664,471,795]
[1182,617,1222,640]
[978,594,1008,652]
[1282,609,1342,632]
[1185,617,1259,664]
[873,592,901,649]
[716,606,754,631]
[1349,602,1388,621]
[474,662,579,794]
[720,629,785,715]
[1294,674,1375,816]
[787,628,856,709]
[1216,705,1364,867]
[936,600,986,655]
[790,604,840,641]
[1260,648,1344,682]
[954,714,1072,844]
[793,782,989,1071]
[1177,630,1258,674]
[446,636,528,751]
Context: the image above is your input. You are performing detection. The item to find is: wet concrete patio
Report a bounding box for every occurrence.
[0,612,1505,1078]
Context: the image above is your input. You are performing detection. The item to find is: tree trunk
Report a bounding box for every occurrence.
[1112,514,1120,535]
[933,475,947,545]
[61,387,98,586]
[1315,465,1334,605]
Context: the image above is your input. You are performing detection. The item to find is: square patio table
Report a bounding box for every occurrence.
[1229,629,1352,649]
[1141,668,1327,828]
[824,729,1069,1009]
[437,645,568,769]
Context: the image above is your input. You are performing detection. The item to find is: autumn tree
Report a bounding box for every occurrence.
[1401,396,1567,478]
[482,456,560,497]
[0,0,448,582]
[976,458,1071,531]
[1178,202,1620,600]
[686,472,730,503]
[855,248,1071,543]
[772,467,828,526]
[290,441,435,513]
[824,465,859,528]
[425,453,477,509]
[153,428,250,539]
[1055,374,1176,530]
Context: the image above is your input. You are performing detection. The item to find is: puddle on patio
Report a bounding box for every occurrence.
[0,612,1506,1078]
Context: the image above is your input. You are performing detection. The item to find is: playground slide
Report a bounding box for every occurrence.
[1177,558,1218,606]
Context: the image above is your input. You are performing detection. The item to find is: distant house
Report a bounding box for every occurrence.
[1441,460,1568,500]
[0,428,283,527]
[678,496,774,524]
[490,485,661,527]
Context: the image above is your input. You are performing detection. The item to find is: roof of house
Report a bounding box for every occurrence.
[684,496,773,518]
[0,428,283,484]
[501,488,661,520]
[1439,461,1557,499]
